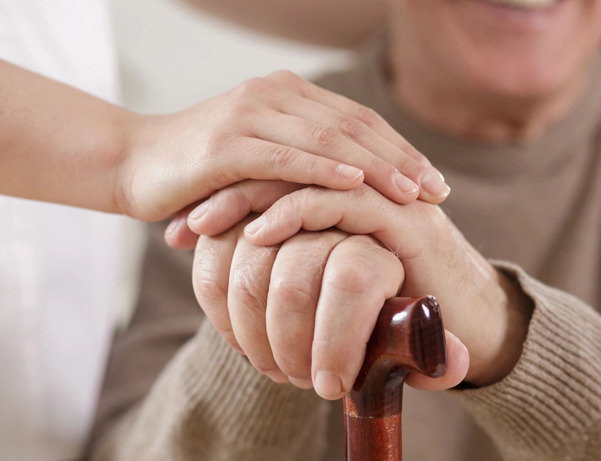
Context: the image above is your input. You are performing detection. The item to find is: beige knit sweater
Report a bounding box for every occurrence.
[87,44,601,461]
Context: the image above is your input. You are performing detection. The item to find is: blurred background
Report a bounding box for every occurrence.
[112,0,354,114]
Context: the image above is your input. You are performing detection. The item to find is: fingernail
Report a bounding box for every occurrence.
[245,216,265,235]
[337,164,364,181]
[420,171,451,199]
[434,168,445,182]
[288,377,314,390]
[393,171,419,195]
[189,201,209,221]
[315,371,343,398]
[165,219,180,235]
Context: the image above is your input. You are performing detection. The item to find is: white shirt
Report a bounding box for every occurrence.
[0,1,131,459]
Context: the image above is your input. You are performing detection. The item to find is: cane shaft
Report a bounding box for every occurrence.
[345,412,402,461]
[343,296,447,461]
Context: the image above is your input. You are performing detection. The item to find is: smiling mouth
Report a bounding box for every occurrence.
[479,0,560,9]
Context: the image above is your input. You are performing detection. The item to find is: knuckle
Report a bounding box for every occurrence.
[268,70,301,86]
[325,262,377,295]
[269,145,298,172]
[266,193,301,226]
[230,264,268,309]
[298,152,319,178]
[270,278,315,315]
[286,184,319,202]
[354,105,383,128]
[193,268,227,306]
[283,188,312,215]
[354,235,399,264]
[338,117,368,141]
[311,125,343,149]
[205,129,234,157]
[288,186,332,213]
[229,100,257,118]
[236,77,271,96]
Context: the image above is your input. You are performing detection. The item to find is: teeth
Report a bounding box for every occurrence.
[482,0,557,8]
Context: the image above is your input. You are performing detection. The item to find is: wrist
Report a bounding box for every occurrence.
[111,111,150,218]
[466,268,534,387]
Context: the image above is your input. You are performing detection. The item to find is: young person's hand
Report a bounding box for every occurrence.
[192,216,469,398]
[1,62,448,221]
[120,71,449,224]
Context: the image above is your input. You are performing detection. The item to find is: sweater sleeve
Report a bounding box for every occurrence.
[451,261,601,461]
[90,321,329,461]
[87,222,329,461]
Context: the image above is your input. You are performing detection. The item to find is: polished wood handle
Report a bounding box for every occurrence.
[343,296,447,461]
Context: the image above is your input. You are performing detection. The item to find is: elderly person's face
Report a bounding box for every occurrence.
[392,0,601,98]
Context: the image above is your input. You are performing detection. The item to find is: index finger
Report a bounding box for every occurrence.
[266,71,438,171]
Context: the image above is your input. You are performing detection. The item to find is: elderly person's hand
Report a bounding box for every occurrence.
[192,215,470,397]
[122,71,449,227]
[192,182,533,398]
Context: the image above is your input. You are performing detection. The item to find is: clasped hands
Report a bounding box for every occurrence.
[148,72,532,400]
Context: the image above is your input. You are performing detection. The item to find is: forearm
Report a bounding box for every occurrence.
[0,59,137,213]
[181,0,386,48]
[452,262,601,461]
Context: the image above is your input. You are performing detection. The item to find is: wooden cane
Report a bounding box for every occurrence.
[343,296,448,461]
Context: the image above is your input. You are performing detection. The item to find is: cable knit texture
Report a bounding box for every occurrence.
[452,262,601,460]
[92,322,329,461]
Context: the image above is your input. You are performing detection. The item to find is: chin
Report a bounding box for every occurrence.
[444,0,601,99]
[465,45,584,100]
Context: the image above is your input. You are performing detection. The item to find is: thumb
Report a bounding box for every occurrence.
[164,205,200,249]
[405,330,470,391]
